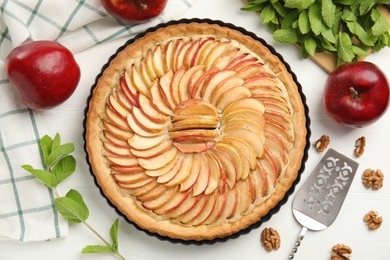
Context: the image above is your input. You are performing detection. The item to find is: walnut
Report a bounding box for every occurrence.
[361,168,384,190]
[354,136,366,157]
[314,135,330,152]
[261,227,281,252]
[364,210,383,230]
[331,244,352,259]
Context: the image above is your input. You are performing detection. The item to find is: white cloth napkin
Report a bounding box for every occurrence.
[0,0,196,242]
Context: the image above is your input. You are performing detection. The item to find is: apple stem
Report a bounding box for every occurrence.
[135,0,148,9]
[349,87,360,99]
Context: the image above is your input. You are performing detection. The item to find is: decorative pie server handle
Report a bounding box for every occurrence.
[288,226,308,259]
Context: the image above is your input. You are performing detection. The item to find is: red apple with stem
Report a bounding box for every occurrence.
[5,41,80,110]
[323,61,389,128]
[101,0,167,22]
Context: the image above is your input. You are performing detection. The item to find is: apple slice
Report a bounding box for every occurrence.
[112,171,149,184]
[111,165,144,174]
[170,66,185,105]
[127,180,158,197]
[149,80,173,116]
[126,113,162,137]
[128,133,166,150]
[191,192,217,226]
[221,117,263,137]
[116,89,133,111]
[173,142,214,154]
[190,67,219,99]
[156,156,183,184]
[137,185,167,203]
[222,108,264,123]
[158,70,176,110]
[212,48,240,69]
[200,70,236,101]
[216,86,251,111]
[120,76,139,107]
[178,65,205,103]
[203,152,221,195]
[169,129,219,143]
[188,67,206,96]
[179,194,209,224]
[166,154,193,187]
[138,93,168,124]
[191,37,214,66]
[211,148,236,189]
[145,49,157,81]
[222,126,264,158]
[222,187,238,220]
[163,40,174,72]
[138,147,178,170]
[228,55,260,72]
[251,162,269,198]
[259,149,279,185]
[235,179,251,215]
[221,136,256,174]
[204,41,229,70]
[214,143,243,181]
[203,190,227,225]
[154,190,191,215]
[243,73,278,89]
[180,154,201,191]
[224,54,256,70]
[174,40,192,71]
[174,99,218,117]
[117,177,155,189]
[192,154,210,196]
[142,186,179,210]
[209,76,244,106]
[104,121,134,140]
[104,131,130,148]
[152,44,165,78]
[108,94,129,119]
[223,98,265,115]
[139,57,153,88]
[165,192,201,219]
[104,142,132,156]
[130,138,172,159]
[171,116,218,131]
[131,64,150,97]
[196,40,219,66]
[265,130,288,163]
[105,106,132,131]
[183,38,201,68]
[105,156,138,167]
[123,68,140,101]
[236,63,265,79]
[215,141,248,181]
[144,153,179,177]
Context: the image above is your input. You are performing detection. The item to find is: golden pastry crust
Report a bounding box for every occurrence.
[85,22,307,241]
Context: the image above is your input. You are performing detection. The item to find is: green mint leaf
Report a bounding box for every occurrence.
[21,165,56,188]
[337,32,355,64]
[309,2,328,35]
[241,4,263,12]
[321,29,337,44]
[298,10,310,34]
[303,36,317,56]
[284,0,315,9]
[371,9,390,36]
[110,218,119,249]
[333,0,354,5]
[54,189,89,224]
[271,1,289,17]
[359,2,376,15]
[321,0,336,27]
[51,155,76,185]
[81,245,116,254]
[352,45,368,57]
[260,4,277,24]
[318,37,338,52]
[46,143,75,168]
[39,135,54,166]
[281,10,299,29]
[273,28,299,43]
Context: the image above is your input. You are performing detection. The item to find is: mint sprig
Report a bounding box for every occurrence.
[22,133,125,260]
[241,0,390,65]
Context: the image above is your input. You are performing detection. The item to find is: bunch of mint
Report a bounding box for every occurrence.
[242,0,390,65]
[22,133,125,259]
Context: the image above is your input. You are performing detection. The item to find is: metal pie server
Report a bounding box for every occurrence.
[289,148,359,259]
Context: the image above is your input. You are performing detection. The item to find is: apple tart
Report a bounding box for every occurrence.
[85,21,308,241]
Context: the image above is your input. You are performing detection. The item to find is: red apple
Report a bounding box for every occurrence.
[323,61,389,128]
[101,0,167,22]
[5,41,80,110]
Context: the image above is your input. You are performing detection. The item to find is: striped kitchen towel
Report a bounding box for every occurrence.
[0,0,196,242]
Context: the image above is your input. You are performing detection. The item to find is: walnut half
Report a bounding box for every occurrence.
[331,244,352,260]
[261,227,281,252]
[362,168,384,190]
[364,210,383,230]
[354,136,366,157]
[314,135,330,152]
